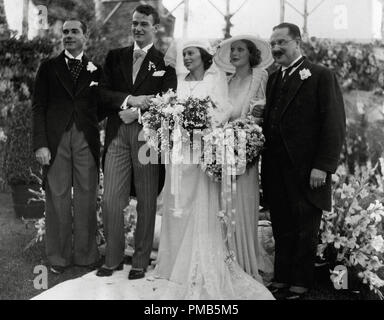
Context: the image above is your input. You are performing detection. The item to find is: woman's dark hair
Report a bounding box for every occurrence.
[239,39,261,68]
[198,48,213,70]
[133,4,160,25]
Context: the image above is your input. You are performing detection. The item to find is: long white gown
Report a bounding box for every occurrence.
[154,70,274,300]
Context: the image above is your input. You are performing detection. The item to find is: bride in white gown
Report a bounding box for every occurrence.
[154,39,274,300]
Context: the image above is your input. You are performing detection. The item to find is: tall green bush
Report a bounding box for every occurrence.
[0,37,54,186]
[2,100,41,185]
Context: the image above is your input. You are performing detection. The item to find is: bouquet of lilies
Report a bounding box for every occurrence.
[318,162,384,299]
[141,89,217,156]
[200,114,265,182]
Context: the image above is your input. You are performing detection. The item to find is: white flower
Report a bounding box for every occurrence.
[173,104,185,114]
[86,61,98,73]
[0,128,6,142]
[371,235,384,252]
[148,61,156,71]
[162,106,174,115]
[299,68,312,80]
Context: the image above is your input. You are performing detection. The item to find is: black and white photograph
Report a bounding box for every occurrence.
[0,0,384,303]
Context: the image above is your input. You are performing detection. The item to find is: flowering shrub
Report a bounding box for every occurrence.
[318,160,384,299]
[301,39,384,91]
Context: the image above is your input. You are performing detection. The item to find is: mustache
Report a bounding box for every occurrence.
[272,50,284,56]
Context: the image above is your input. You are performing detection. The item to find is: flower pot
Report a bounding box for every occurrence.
[10,184,44,219]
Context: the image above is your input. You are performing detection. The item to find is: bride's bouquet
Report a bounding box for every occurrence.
[200,114,265,182]
[141,89,218,156]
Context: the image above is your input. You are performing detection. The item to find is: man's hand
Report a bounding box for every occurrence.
[35,147,51,166]
[310,168,327,189]
[128,95,154,111]
[119,109,138,124]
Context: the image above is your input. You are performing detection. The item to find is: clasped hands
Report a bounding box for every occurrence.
[118,95,153,124]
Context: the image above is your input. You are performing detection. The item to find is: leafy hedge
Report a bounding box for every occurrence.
[0,37,54,186]
[302,38,384,92]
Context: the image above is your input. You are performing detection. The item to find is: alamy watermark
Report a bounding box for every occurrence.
[33,265,48,290]
[331,265,348,290]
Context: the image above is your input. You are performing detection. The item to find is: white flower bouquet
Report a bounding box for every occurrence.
[200,114,265,182]
[141,89,217,156]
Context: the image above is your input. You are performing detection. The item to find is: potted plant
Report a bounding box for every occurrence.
[2,99,44,219]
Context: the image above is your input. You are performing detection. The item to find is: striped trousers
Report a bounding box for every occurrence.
[102,121,159,269]
[45,124,99,267]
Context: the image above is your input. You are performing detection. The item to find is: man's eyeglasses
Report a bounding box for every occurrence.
[269,39,296,48]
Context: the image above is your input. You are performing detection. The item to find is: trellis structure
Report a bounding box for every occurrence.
[280,0,327,39]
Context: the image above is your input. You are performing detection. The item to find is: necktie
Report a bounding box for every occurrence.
[132,49,146,83]
[65,55,83,82]
[282,57,305,83]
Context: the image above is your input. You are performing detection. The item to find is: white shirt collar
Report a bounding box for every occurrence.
[133,42,153,54]
[281,55,303,71]
[64,50,84,60]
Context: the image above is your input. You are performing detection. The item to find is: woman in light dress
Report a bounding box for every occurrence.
[214,35,273,280]
[154,39,274,300]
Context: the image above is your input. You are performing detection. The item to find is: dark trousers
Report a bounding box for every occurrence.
[102,121,159,269]
[263,150,322,288]
[45,124,99,267]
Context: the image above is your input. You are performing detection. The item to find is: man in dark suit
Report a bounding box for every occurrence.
[261,23,346,299]
[96,4,177,279]
[32,19,102,274]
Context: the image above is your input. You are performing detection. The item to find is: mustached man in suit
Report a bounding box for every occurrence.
[32,19,102,274]
[96,4,177,280]
[261,23,346,299]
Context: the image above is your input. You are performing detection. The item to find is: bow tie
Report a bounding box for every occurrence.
[65,55,83,82]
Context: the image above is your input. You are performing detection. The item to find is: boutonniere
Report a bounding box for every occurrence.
[86,61,98,73]
[148,61,156,72]
[299,68,312,80]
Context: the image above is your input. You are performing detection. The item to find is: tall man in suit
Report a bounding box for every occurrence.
[96,4,177,279]
[32,20,101,274]
[261,23,346,299]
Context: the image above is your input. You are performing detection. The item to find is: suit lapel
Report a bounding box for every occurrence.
[281,59,311,117]
[53,51,75,99]
[120,46,134,89]
[132,46,159,93]
[265,70,280,123]
[75,55,92,96]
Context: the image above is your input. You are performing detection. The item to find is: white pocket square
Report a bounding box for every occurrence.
[152,70,166,77]
[89,81,99,87]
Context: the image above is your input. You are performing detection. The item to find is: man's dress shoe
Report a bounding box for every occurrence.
[128,268,145,280]
[50,265,66,275]
[96,261,124,277]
